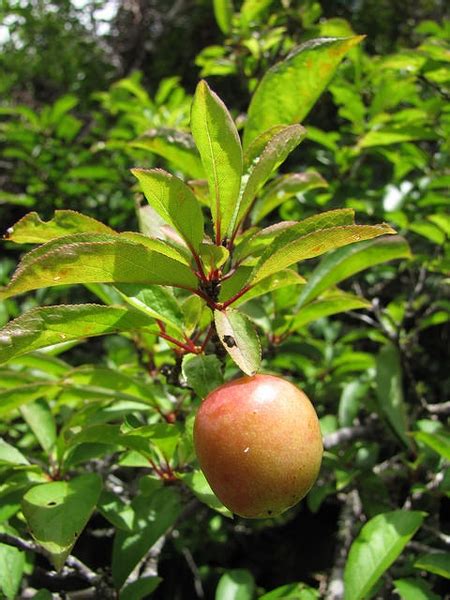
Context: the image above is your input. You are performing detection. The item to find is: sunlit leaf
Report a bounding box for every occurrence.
[231,125,307,232]
[216,569,255,600]
[0,239,197,300]
[213,0,234,34]
[252,223,396,284]
[0,305,157,365]
[343,510,425,600]
[131,168,204,251]
[191,80,243,242]
[214,308,261,375]
[130,128,204,178]
[4,210,115,244]
[22,474,102,570]
[415,552,450,579]
[244,36,364,146]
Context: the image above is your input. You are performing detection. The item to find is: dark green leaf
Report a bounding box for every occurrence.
[376,344,411,448]
[120,576,162,600]
[182,354,224,398]
[112,487,181,588]
[394,578,440,600]
[414,552,450,579]
[296,236,411,309]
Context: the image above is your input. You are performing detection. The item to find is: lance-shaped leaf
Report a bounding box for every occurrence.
[343,510,425,600]
[240,0,273,25]
[376,344,411,448]
[4,210,115,244]
[0,239,197,301]
[191,80,243,242]
[235,209,355,265]
[214,308,261,375]
[296,235,411,309]
[130,128,204,179]
[252,171,328,224]
[0,383,58,417]
[22,474,102,570]
[286,290,371,333]
[213,0,234,34]
[0,304,157,365]
[131,168,204,251]
[230,125,307,233]
[233,269,306,306]
[243,36,365,147]
[251,223,396,284]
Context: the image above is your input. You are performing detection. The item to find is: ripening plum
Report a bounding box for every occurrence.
[193,374,323,518]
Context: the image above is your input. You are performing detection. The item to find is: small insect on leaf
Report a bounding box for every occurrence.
[223,335,237,348]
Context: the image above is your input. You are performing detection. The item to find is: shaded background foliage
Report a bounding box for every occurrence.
[0,1,449,599]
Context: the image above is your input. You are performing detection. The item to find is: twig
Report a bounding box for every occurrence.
[181,546,205,598]
[323,423,376,450]
[0,532,99,585]
[326,490,363,600]
[425,401,450,415]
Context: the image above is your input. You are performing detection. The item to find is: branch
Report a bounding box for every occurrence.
[425,401,450,415]
[0,532,98,586]
[323,423,375,450]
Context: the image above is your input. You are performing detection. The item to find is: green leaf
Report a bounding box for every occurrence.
[97,490,135,532]
[131,168,204,251]
[252,171,328,224]
[130,128,204,178]
[296,235,411,309]
[259,582,320,599]
[0,438,29,465]
[115,284,184,334]
[358,126,436,148]
[394,578,440,600]
[20,399,56,453]
[236,209,355,266]
[214,308,261,375]
[22,474,102,570]
[0,239,197,301]
[243,36,364,147]
[231,125,307,232]
[112,486,181,588]
[215,569,255,600]
[414,431,450,460]
[191,80,243,242]
[120,576,162,600]
[343,510,425,600]
[5,211,114,244]
[414,552,450,579]
[286,290,371,333]
[252,223,396,284]
[182,470,232,517]
[233,269,306,306]
[240,0,273,25]
[0,540,25,600]
[376,344,411,448]
[0,305,157,365]
[0,383,58,417]
[213,0,234,34]
[182,354,224,398]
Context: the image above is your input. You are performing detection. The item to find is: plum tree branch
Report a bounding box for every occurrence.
[323,423,375,450]
[0,532,99,585]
